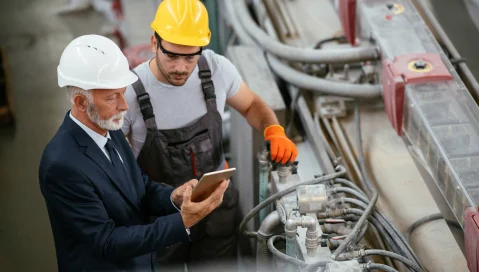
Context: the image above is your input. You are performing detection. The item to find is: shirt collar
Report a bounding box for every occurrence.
[69,111,111,149]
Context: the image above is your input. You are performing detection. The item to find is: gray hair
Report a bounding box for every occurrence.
[66,86,93,104]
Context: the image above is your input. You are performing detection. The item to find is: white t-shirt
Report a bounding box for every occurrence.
[122,49,243,158]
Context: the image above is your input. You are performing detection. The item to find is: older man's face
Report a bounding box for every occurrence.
[87,88,128,131]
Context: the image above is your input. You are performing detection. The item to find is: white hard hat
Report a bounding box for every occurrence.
[57,34,138,90]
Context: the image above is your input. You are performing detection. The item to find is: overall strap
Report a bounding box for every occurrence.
[130,70,158,130]
[197,55,216,100]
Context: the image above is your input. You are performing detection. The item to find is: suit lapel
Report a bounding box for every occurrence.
[63,112,141,215]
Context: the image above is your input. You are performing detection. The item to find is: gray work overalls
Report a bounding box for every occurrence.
[131,56,239,271]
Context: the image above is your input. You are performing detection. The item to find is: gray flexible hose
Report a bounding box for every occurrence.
[405,213,444,242]
[234,0,379,63]
[330,187,370,203]
[330,191,378,260]
[344,209,402,256]
[363,263,399,272]
[341,198,423,270]
[266,54,383,99]
[353,103,424,270]
[351,221,369,245]
[266,235,309,268]
[334,178,367,197]
[224,0,256,46]
[354,103,376,193]
[224,0,383,99]
[363,250,423,272]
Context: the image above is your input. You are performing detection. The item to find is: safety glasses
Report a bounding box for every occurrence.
[158,41,202,63]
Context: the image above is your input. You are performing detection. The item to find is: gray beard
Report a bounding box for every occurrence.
[87,102,125,131]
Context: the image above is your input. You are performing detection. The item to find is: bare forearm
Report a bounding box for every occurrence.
[242,96,279,132]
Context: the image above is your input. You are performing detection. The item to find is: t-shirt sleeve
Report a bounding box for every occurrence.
[217,54,243,99]
[121,85,136,137]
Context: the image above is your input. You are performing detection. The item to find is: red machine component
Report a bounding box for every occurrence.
[123,44,155,69]
[381,53,453,135]
[338,0,357,46]
[465,207,479,272]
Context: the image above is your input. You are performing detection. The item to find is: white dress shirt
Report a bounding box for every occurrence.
[69,112,123,162]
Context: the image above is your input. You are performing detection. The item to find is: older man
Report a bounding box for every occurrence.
[39,34,228,271]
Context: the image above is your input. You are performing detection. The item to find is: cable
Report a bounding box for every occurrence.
[354,103,375,193]
[405,213,462,242]
[314,35,348,49]
[333,178,367,197]
[239,166,347,237]
[330,187,370,203]
[363,263,399,272]
[266,235,309,268]
[330,191,378,260]
[405,214,443,242]
[340,197,423,270]
[353,103,424,270]
[362,250,423,272]
[343,209,403,257]
[351,221,369,245]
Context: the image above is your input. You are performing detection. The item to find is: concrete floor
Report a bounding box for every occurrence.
[0,0,478,271]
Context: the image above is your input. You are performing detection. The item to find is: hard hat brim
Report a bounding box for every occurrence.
[153,28,211,47]
[58,68,139,90]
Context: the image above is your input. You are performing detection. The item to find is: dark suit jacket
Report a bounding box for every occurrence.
[39,112,189,271]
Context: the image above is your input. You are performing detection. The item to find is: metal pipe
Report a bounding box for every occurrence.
[314,113,337,162]
[302,216,319,257]
[239,166,347,237]
[262,0,289,41]
[361,263,399,272]
[277,165,292,184]
[266,54,383,99]
[321,223,353,235]
[234,0,379,64]
[258,149,270,223]
[257,211,281,271]
[353,104,376,194]
[273,0,298,38]
[285,218,300,259]
[258,210,281,238]
[267,235,309,268]
[285,216,318,257]
[331,116,370,195]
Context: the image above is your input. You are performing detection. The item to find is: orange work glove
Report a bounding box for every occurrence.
[264,124,298,164]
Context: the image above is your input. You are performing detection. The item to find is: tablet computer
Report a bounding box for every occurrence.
[191,168,236,202]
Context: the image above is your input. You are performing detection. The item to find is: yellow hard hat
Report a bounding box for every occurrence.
[151,0,211,47]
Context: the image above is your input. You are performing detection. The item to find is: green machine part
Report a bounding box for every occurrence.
[201,0,221,54]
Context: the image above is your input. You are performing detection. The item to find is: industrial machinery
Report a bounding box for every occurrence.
[116,0,478,270]
[215,0,479,271]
